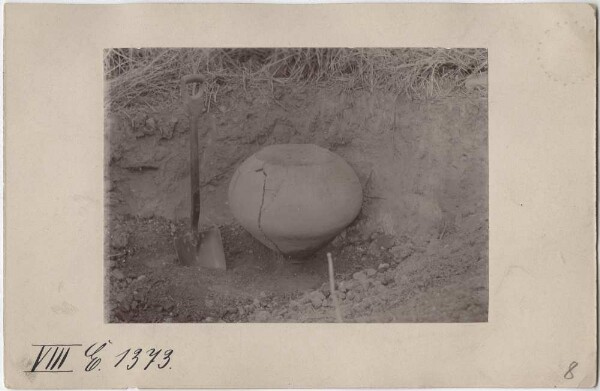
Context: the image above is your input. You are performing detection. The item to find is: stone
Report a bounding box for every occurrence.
[310,291,325,308]
[159,117,178,140]
[365,268,377,277]
[344,280,359,290]
[381,275,393,286]
[353,271,367,281]
[378,263,390,271]
[368,241,381,255]
[115,292,126,303]
[374,234,396,249]
[228,144,363,257]
[145,117,157,132]
[391,245,414,261]
[111,232,129,249]
[111,269,125,280]
[338,281,350,293]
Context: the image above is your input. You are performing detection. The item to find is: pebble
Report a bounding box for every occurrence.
[309,291,325,308]
[320,282,331,298]
[204,316,214,322]
[115,292,126,303]
[366,268,377,277]
[131,301,138,310]
[391,245,414,261]
[112,233,129,249]
[361,231,373,242]
[136,275,147,282]
[374,234,396,249]
[145,117,157,132]
[252,298,260,307]
[111,269,125,280]
[353,271,367,281]
[378,263,390,270]
[368,241,380,252]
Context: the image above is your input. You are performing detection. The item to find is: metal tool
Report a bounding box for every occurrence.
[174,74,226,270]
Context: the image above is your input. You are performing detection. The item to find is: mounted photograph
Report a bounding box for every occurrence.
[104,48,488,323]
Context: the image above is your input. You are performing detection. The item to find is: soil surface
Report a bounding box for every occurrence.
[105,84,488,323]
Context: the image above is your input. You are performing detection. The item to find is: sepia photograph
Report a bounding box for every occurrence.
[6,3,597,387]
[104,47,488,323]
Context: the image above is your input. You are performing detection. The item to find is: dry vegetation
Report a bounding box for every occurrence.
[104,48,488,112]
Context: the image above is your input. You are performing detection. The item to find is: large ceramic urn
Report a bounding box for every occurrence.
[228,144,363,257]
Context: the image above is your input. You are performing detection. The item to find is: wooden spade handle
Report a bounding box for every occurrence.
[181,75,205,233]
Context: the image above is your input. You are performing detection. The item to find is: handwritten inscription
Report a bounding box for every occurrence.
[26,342,173,373]
[26,344,81,373]
[564,361,578,380]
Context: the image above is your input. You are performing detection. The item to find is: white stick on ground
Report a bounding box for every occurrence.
[327,252,343,323]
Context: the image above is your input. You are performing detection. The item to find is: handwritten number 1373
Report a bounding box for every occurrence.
[114,348,172,370]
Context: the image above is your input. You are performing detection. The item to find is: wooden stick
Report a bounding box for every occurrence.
[327,252,343,323]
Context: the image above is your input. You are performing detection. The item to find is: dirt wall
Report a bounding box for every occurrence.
[106,87,487,241]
